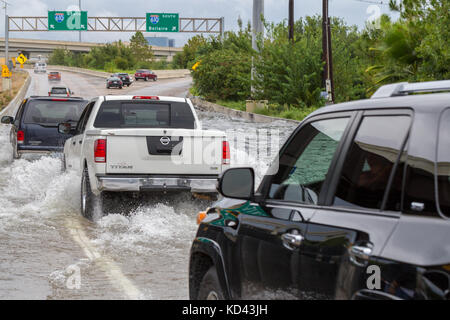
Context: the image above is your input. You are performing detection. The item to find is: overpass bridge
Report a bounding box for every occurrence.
[0,38,182,62]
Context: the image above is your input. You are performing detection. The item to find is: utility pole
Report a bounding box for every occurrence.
[2,0,11,91]
[78,0,82,42]
[288,0,294,43]
[251,0,264,97]
[322,0,334,103]
[3,0,9,64]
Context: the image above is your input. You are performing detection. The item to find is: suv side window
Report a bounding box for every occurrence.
[333,115,411,211]
[76,101,95,134]
[267,117,350,204]
[437,109,450,218]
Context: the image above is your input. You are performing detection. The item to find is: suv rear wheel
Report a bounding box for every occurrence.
[197,265,225,300]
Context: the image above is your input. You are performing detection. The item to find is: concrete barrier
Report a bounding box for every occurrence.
[0,71,31,116]
[189,95,300,125]
[47,65,190,80]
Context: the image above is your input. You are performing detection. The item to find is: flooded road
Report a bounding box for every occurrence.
[0,70,298,299]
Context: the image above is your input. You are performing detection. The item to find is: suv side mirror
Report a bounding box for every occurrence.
[58,122,72,134]
[1,116,14,124]
[218,168,255,200]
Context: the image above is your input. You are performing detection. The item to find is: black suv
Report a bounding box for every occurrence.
[189,80,450,300]
[1,96,87,158]
[112,73,132,87]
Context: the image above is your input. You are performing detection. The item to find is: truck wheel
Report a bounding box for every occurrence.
[197,265,225,300]
[144,77,148,82]
[153,77,157,82]
[61,154,66,172]
[81,167,101,220]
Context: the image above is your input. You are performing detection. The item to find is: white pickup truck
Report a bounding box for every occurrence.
[60,95,229,219]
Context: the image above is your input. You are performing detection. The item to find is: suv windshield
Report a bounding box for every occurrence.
[94,100,196,129]
[23,100,86,126]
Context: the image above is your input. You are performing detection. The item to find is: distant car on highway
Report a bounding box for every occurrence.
[48,71,61,81]
[34,62,47,73]
[49,86,74,97]
[1,96,88,158]
[60,95,228,220]
[134,69,157,82]
[112,73,132,87]
[106,76,123,89]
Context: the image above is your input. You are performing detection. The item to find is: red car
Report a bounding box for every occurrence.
[48,71,61,81]
[134,69,157,82]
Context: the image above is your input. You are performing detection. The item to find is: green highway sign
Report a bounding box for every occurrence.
[48,11,88,31]
[146,13,179,32]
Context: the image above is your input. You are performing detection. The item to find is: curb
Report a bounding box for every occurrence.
[47,65,190,80]
[0,71,31,116]
[188,94,300,124]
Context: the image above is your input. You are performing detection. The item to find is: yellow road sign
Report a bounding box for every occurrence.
[192,61,201,71]
[2,65,11,78]
[16,53,27,65]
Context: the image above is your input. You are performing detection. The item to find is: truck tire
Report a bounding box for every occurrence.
[197,265,225,300]
[153,77,157,82]
[61,154,66,172]
[81,167,101,220]
[144,77,148,82]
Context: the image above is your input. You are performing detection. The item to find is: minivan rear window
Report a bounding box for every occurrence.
[437,109,450,218]
[23,100,86,126]
[51,88,68,94]
[93,100,195,129]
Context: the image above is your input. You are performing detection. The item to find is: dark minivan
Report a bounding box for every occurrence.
[189,80,450,300]
[1,96,88,158]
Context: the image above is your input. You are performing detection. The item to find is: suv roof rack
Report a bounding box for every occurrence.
[371,80,450,99]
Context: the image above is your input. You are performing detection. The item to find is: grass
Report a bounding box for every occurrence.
[0,71,28,111]
[254,105,319,121]
[203,97,319,121]
[215,100,246,111]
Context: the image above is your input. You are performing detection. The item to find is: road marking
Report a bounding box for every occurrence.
[65,218,146,299]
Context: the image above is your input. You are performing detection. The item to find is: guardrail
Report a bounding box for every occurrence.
[0,71,31,116]
[47,65,190,80]
[189,94,300,125]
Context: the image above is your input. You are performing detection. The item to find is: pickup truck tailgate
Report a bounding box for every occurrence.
[104,129,225,175]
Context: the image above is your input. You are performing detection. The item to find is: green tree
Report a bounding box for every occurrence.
[130,31,154,64]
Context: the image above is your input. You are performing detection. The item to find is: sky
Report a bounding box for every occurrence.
[1,0,398,46]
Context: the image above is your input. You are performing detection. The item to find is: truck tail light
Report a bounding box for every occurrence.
[17,130,24,144]
[222,141,230,165]
[94,139,107,163]
[132,96,159,100]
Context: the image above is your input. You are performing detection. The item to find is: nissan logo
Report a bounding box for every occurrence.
[160,136,171,145]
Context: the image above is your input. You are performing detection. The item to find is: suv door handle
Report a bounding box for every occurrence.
[281,230,304,251]
[349,244,373,267]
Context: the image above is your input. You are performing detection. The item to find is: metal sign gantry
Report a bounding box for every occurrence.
[8,16,224,34]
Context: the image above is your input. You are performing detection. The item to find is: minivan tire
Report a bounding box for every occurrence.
[197,265,225,300]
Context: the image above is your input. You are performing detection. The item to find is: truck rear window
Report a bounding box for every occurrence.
[437,109,450,218]
[23,100,86,126]
[93,100,196,129]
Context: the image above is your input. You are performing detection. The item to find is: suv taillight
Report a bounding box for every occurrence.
[94,139,106,163]
[222,141,230,165]
[17,130,24,144]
